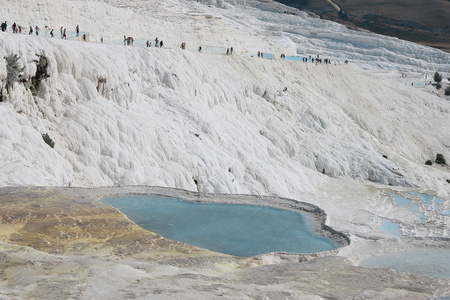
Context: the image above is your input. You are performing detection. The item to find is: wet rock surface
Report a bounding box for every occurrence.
[0,186,449,299]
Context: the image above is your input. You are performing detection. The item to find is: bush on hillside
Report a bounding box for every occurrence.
[435,153,446,165]
[425,160,433,166]
[30,54,50,95]
[445,86,450,96]
[433,71,442,84]
[42,133,55,148]
[5,54,24,94]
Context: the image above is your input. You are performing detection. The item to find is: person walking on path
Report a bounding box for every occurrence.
[29,26,33,35]
[76,25,79,36]
[35,26,39,36]
[62,28,67,39]
[50,29,54,37]
[159,40,163,48]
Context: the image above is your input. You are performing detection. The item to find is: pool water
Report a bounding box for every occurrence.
[383,192,449,227]
[360,251,450,278]
[102,195,338,257]
[377,219,401,236]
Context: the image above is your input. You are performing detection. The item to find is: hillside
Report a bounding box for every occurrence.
[277,0,450,52]
[1,31,450,197]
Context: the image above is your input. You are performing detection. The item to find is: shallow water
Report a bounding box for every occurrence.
[377,219,401,236]
[360,251,450,278]
[102,195,338,256]
[386,192,449,223]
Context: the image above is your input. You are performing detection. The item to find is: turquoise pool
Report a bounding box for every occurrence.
[102,195,338,257]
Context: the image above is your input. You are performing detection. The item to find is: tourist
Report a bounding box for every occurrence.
[82,33,86,41]
[160,40,163,47]
[76,25,79,36]
[227,48,229,55]
[257,51,260,57]
[101,36,103,43]
[155,37,159,47]
[198,46,202,52]
[63,28,67,39]
[50,29,54,37]
[35,26,39,35]
[12,23,16,33]
[60,26,63,37]
[230,47,233,54]
[1,21,7,32]
[126,37,133,45]
[124,36,126,45]
[29,26,33,35]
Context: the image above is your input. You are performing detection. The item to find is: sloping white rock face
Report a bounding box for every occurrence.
[0,0,449,198]
[1,33,449,196]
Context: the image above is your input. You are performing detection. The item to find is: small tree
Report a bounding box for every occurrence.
[436,153,446,165]
[433,71,442,84]
[5,54,24,93]
[30,54,49,95]
[42,133,55,148]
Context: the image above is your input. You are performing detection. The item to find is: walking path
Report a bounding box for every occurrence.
[2,23,437,86]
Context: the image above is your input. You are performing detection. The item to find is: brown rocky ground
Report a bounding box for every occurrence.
[276,0,450,52]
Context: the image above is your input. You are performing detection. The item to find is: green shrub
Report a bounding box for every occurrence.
[445,86,450,96]
[433,71,442,84]
[425,160,433,166]
[30,54,49,95]
[5,54,24,93]
[435,153,446,165]
[382,155,388,159]
[447,179,450,184]
[42,133,55,148]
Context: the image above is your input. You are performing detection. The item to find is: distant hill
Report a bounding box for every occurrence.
[276,0,450,53]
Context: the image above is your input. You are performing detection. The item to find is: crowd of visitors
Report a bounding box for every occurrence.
[1,19,348,65]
